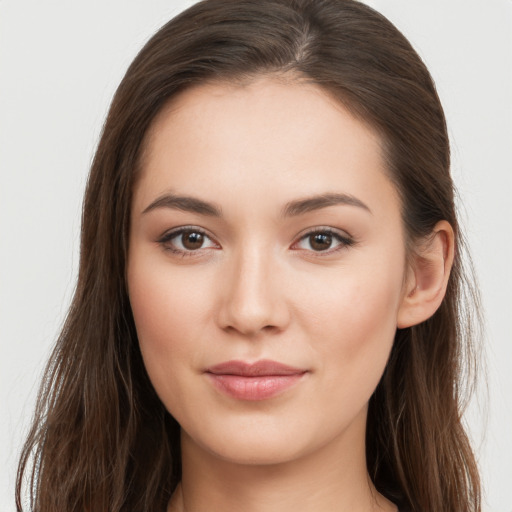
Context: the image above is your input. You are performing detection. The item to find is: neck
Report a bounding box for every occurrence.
[168,409,397,512]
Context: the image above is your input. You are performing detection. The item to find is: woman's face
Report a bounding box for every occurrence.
[127,77,410,465]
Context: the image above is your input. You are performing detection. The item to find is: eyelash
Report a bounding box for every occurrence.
[293,227,355,255]
[157,226,217,258]
[157,225,356,259]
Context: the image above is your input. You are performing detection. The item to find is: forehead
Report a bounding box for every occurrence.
[135,76,399,221]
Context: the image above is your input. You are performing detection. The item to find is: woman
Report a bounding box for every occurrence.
[16,1,482,511]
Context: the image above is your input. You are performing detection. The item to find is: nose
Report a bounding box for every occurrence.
[216,245,290,337]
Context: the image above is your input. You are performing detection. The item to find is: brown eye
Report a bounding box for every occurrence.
[309,232,333,251]
[158,227,218,255]
[293,228,354,255]
[181,231,204,250]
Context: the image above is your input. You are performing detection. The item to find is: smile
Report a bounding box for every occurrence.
[205,360,308,401]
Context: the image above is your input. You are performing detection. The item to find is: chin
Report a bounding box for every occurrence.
[197,435,312,466]
[181,414,301,462]
[180,411,355,468]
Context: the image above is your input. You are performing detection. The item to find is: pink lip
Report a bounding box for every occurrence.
[205,360,307,401]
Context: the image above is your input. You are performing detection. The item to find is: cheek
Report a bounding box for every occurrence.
[300,257,404,403]
[127,255,213,402]
[334,274,400,347]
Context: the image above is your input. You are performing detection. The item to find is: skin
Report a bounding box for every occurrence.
[127,76,453,512]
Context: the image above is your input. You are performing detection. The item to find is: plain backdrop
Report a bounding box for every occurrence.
[1,1,511,511]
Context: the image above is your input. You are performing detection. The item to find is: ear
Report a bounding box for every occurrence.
[397,220,455,329]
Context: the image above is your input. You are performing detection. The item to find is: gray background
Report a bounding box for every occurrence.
[1,1,511,510]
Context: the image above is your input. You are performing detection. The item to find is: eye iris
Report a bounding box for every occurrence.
[182,231,204,250]
[310,232,332,251]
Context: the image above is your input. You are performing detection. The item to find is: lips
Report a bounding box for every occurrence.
[205,360,307,401]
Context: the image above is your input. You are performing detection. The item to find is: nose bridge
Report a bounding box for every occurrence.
[218,239,288,335]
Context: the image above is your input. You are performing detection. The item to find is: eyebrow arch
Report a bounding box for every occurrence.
[281,193,372,217]
[141,191,371,217]
[142,193,223,217]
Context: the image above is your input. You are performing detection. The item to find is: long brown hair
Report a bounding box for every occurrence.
[16,1,482,510]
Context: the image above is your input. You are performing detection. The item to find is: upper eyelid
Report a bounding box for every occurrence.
[294,225,353,240]
[158,225,214,242]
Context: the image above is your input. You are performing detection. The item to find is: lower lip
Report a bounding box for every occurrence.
[206,373,305,401]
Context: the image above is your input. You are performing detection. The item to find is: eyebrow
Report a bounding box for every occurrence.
[142,192,371,217]
[281,192,372,217]
[142,194,222,216]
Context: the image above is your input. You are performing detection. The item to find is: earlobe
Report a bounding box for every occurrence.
[397,220,455,329]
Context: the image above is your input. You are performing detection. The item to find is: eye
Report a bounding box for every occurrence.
[293,228,354,254]
[158,227,218,256]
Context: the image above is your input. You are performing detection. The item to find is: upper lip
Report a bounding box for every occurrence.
[206,359,307,377]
